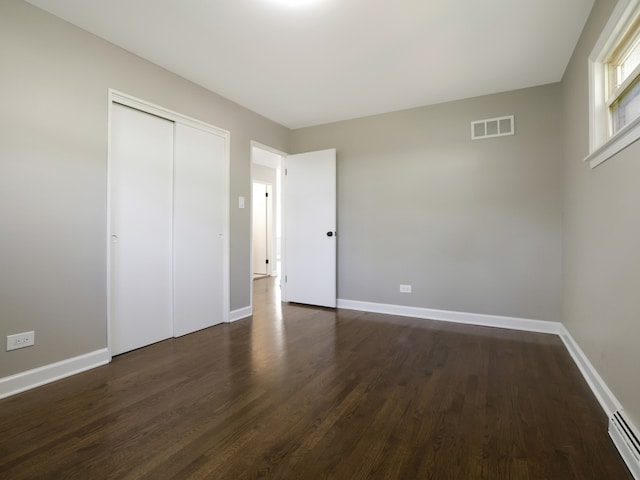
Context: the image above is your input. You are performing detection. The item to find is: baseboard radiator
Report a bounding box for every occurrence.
[610,410,640,478]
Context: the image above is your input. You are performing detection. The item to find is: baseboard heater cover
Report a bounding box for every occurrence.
[610,409,640,478]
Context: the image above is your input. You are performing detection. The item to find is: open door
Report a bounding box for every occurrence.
[283,149,336,308]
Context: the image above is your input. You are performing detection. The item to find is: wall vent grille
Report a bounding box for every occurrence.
[471,115,514,140]
[610,410,640,478]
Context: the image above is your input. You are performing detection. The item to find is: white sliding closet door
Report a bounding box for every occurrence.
[110,103,174,355]
[173,123,227,336]
[109,93,230,356]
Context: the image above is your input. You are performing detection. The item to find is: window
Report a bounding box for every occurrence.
[607,13,640,134]
[587,0,640,168]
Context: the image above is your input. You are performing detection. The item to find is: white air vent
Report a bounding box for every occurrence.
[471,115,514,140]
[610,410,640,478]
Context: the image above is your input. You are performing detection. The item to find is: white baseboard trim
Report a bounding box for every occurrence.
[0,348,110,400]
[559,326,640,478]
[558,325,621,417]
[610,411,640,479]
[0,306,254,399]
[229,306,252,323]
[337,299,562,335]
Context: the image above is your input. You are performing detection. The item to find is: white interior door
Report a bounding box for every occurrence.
[253,182,268,275]
[173,123,227,337]
[109,103,174,355]
[265,184,273,275]
[253,182,273,275]
[283,148,336,307]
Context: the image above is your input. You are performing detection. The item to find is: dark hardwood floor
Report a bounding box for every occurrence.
[0,277,632,479]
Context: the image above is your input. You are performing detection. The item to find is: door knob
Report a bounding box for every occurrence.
[326,231,334,237]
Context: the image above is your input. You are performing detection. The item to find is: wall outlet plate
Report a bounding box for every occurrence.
[399,284,412,293]
[7,331,35,351]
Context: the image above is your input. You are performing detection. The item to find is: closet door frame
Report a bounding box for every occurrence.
[106,89,230,359]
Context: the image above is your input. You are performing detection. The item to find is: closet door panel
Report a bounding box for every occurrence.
[173,123,226,336]
[109,104,174,355]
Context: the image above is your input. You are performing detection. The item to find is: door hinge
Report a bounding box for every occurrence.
[265,192,269,197]
[285,275,287,282]
[285,168,287,176]
[266,259,269,264]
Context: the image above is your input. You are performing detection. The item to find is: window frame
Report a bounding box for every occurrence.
[586,0,640,168]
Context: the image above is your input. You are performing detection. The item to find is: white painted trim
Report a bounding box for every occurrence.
[0,349,110,400]
[250,140,288,158]
[337,299,562,334]
[110,90,230,138]
[221,121,231,327]
[591,0,635,59]
[338,298,640,479]
[585,114,640,168]
[558,325,622,417]
[249,159,255,314]
[280,156,288,304]
[229,306,252,322]
[106,90,114,358]
[335,300,624,422]
[562,333,640,480]
[610,411,640,479]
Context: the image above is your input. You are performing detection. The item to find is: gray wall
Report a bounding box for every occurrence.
[0,0,289,378]
[290,84,563,322]
[562,0,640,427]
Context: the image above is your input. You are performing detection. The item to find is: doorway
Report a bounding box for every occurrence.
[250,143,337,311]
[251,144,282,280]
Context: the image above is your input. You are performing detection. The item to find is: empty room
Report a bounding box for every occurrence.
[1,0,639,478]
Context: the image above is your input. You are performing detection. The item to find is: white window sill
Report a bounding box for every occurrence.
[585,114,640,168]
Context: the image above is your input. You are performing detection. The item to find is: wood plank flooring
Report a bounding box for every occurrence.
[0,277,632,479]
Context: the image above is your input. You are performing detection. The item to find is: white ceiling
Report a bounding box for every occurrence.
[25,0,594,129]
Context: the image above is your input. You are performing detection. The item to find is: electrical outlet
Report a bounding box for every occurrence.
[6,331,35,351]
[399,284,412,293]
